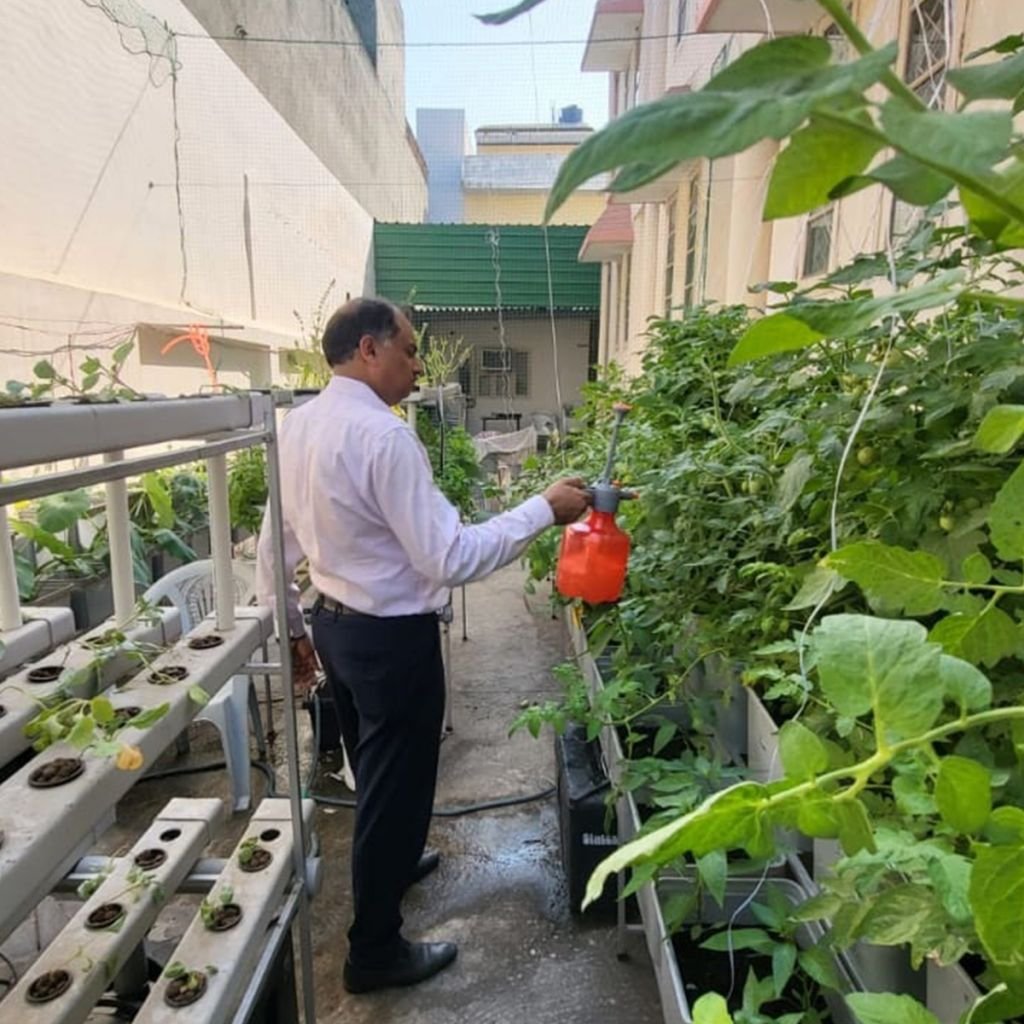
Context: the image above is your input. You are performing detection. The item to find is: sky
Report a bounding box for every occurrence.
[402,0,610,143]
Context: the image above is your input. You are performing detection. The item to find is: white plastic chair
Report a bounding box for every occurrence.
[143,559,267,811]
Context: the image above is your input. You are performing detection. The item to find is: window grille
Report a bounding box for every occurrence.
[803,207,833,278]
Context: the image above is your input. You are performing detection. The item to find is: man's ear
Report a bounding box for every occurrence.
[357,334,377,362]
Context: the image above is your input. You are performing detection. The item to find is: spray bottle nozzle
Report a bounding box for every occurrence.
[598,403,631,486]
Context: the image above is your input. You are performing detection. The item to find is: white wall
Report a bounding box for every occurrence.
[0,0,377,393]
[423,315,595,435]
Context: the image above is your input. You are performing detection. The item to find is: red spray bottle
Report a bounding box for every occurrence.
[555,403,635,604]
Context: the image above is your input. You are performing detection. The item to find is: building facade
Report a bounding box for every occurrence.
[374,223,599,435]
[418,109,469,224]
[579,0,1009,374]
[0,0,426,396]
[463,122,610,226]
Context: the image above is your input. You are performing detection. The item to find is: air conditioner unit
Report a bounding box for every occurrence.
[480,348,511,372]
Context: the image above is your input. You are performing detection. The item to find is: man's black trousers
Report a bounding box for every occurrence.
[311,604,445,967]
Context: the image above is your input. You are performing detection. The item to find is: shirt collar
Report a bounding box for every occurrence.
[327,374,390,410]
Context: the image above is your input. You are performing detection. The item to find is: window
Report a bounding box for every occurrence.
[457,358,472,397]
[803,208,833,277]
[683,177,700,308]
[676,0,690,42]
[892,0,950,235]
[664,195,678,316]
[477,348,528,398]
[824,21,852,63]
[906,0,948,107]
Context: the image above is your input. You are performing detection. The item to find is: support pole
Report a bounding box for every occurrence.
[262,402,317,1024]
[103,451,135,628]
[461,584,468,642]
[206,452,235,632]
[0,478,21,631]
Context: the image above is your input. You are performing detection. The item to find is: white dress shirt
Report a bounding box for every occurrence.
[256,375,554,634]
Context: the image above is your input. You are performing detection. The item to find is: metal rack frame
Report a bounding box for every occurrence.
[0,392,317,1023]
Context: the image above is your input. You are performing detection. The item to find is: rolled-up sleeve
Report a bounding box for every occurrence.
[370,428,554,588]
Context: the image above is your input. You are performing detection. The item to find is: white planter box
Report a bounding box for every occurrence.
[655,876,858,1024]
[927,960,981,1024]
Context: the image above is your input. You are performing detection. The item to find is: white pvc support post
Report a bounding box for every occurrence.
[103,451,136,627]
[0,477,21,631]
[206,452,236,632]
[262,402,317,1024]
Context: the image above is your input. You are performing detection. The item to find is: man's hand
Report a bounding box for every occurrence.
[543,477,592,526]
[289,634,320,699]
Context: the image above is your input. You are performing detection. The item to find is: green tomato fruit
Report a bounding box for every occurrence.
[856,446,876,467]
[939,514,956,532]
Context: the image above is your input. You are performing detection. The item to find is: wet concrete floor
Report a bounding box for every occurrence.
[22,565,663,1023]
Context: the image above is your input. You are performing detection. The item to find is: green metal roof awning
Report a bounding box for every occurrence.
[374,223,600,311]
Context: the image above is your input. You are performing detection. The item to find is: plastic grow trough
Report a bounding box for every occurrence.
[0,798,225,1024]
[134,797,315,1024]
[0,608,76,680]
[0,608,181,769]
[0,396,263,474]
[0,606,270,945]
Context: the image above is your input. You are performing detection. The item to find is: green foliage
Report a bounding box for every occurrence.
[444,4,1024,1016]
[418,330,471,389]
[199,884,234,927]
[416,415,480,519]
[228,447,267,535]
[24,339,140,404]
[286,279,335,389]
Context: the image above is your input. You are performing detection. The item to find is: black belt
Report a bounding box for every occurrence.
[313,595,372,617]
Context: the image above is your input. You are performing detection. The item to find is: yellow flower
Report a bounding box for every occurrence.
[115,744,144,771]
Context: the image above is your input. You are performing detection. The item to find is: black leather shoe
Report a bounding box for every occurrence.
[409,848,440,887]
[343,941,457,994]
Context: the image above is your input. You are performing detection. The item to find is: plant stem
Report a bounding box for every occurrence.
[815,0,924,111]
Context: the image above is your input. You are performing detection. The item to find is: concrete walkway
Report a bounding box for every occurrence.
[315,565,661,1023]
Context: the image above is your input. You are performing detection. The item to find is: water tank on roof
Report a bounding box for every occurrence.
[559,105,583,125]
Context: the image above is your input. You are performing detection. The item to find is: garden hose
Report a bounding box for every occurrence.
[137,692,554,818]
[304,686,556,817]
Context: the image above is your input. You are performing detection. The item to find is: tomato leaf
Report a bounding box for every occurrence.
[824,541,946,616]
[846,992,940,1024]
[935,756,991,834]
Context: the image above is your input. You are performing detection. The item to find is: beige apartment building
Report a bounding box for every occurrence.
[579,0,1011,374]
[464,123,609,226]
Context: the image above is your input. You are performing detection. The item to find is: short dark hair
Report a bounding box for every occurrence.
[321,298,402,366]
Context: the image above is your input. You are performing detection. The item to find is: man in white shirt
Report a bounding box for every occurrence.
[256,297,589,994]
